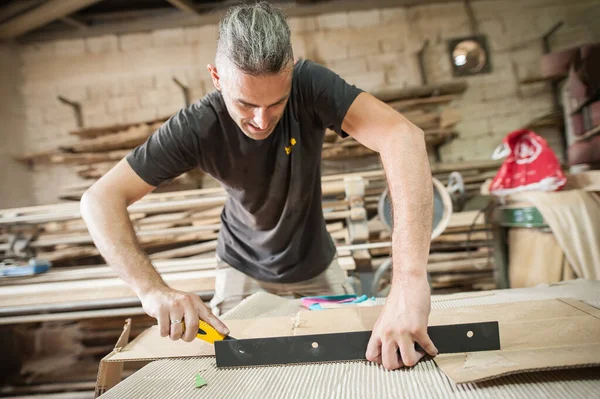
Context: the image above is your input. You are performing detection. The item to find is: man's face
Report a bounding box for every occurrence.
[208,59,293,141]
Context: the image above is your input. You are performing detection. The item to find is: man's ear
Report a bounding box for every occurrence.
[207,64,221,91]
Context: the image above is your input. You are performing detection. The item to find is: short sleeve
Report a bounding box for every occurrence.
[126,107,201,187]
[295,60,363,138]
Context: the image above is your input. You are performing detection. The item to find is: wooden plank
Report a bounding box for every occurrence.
[322,144,376,159]
[326,222,344,233]
[0,0,42,23]
[21,0,478,42]
[60,16,88,30]
[49,150,129,165]
[0,306,147,325]
[372,82,468,102]
[37,245,99,262]
[149,240,218,260]
[573,124,600,143]
[431,274,494,289]
[428,248,491,263]
[0,258,218,286]
[323,210,350,221]
[76,161,119,179]
[0,270,215,308]
[430,160,502,174]
[338,256,356,271]
[387,95,457,109]
[0,0,103,39]
[14,148,59,163]
[135,211,190,226]
[166,0,199,13]
[440,108,461,129]
[70,117,168,139]
[0,224,221,250]
[446,211,486,229]
[62,125,154,153]
[0,196,227,225]
[428,258,492,273]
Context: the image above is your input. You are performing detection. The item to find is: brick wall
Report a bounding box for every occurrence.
[0,44,33,208]
[8,0,600,205]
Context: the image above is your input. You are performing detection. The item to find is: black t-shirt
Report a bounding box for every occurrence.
[127,60,363,283]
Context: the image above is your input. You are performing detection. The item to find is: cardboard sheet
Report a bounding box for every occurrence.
[106,316,294,362]
[96,279,600,399]
[102,297,600,386]
[98,281,600,398]
[293,298,600,383]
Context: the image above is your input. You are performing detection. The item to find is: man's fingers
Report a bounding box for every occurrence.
[157,307,170,337]
[398,337,420,367]
[197,302,230,336]
[381,339,402,370]
[416,332,438,357]
[365,334,381,363]
[169,311,185,341]
[182,306,199,342]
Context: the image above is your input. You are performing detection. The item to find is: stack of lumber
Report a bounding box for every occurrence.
[0,159,500,283]
[0,176,359,268]
[16,82,467,201]
[0,313,154,398]
[322,107,460,160]
[0,159,500,299]
[16,117,204,199]
[322,159,502,215]
[368,210,495,294]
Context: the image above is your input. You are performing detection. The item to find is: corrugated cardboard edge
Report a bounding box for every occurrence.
[435,298,600,384]
[95,318,132,398]
[443,346,600,384]
[95,290,600,393]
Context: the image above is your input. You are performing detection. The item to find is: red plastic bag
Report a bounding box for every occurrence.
[489,129,566,197]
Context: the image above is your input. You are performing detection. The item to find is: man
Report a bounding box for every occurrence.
[81,2,437,371]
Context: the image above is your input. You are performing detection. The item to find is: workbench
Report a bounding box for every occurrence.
[100,280,600,398]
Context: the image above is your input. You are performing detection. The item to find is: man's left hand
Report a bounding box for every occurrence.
[366,272,438,370]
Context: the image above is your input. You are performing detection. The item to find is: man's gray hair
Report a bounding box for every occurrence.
[217,1,294,75]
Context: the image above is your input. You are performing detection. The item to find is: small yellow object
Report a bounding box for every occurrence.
[183,320,226,344]
[196,320,226,344]
[285,146,292,155]
[290,138,297,146]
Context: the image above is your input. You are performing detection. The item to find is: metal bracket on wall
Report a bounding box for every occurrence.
[173,77,190,107]
[464,0,479,35]
[417,39,430,86]
[57,95,83,128]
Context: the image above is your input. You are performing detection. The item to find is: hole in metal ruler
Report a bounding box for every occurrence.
[239,349,245,354]
[467,331,474,338]
[312,342,319,349]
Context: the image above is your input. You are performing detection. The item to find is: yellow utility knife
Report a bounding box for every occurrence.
[183,320,235,344]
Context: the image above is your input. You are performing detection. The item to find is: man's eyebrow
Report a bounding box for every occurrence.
[236,93,290,107]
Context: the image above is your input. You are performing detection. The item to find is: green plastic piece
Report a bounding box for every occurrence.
[195,374,207,388]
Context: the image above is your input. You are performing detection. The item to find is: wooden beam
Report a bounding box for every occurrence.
[0,0,103,39]
[20,0,465,42]
[165,0,200,14]
[0,0,43,23]
[60,16,88,30]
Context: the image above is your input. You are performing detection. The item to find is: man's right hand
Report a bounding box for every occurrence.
[139,286,230,342]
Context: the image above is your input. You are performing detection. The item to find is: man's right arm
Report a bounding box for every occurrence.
[80,158,229,341]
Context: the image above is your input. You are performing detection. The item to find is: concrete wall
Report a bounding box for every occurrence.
[8,0,600,204]
[0,44,33,208]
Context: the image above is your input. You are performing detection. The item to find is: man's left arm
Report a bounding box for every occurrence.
[341,92,438,370]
